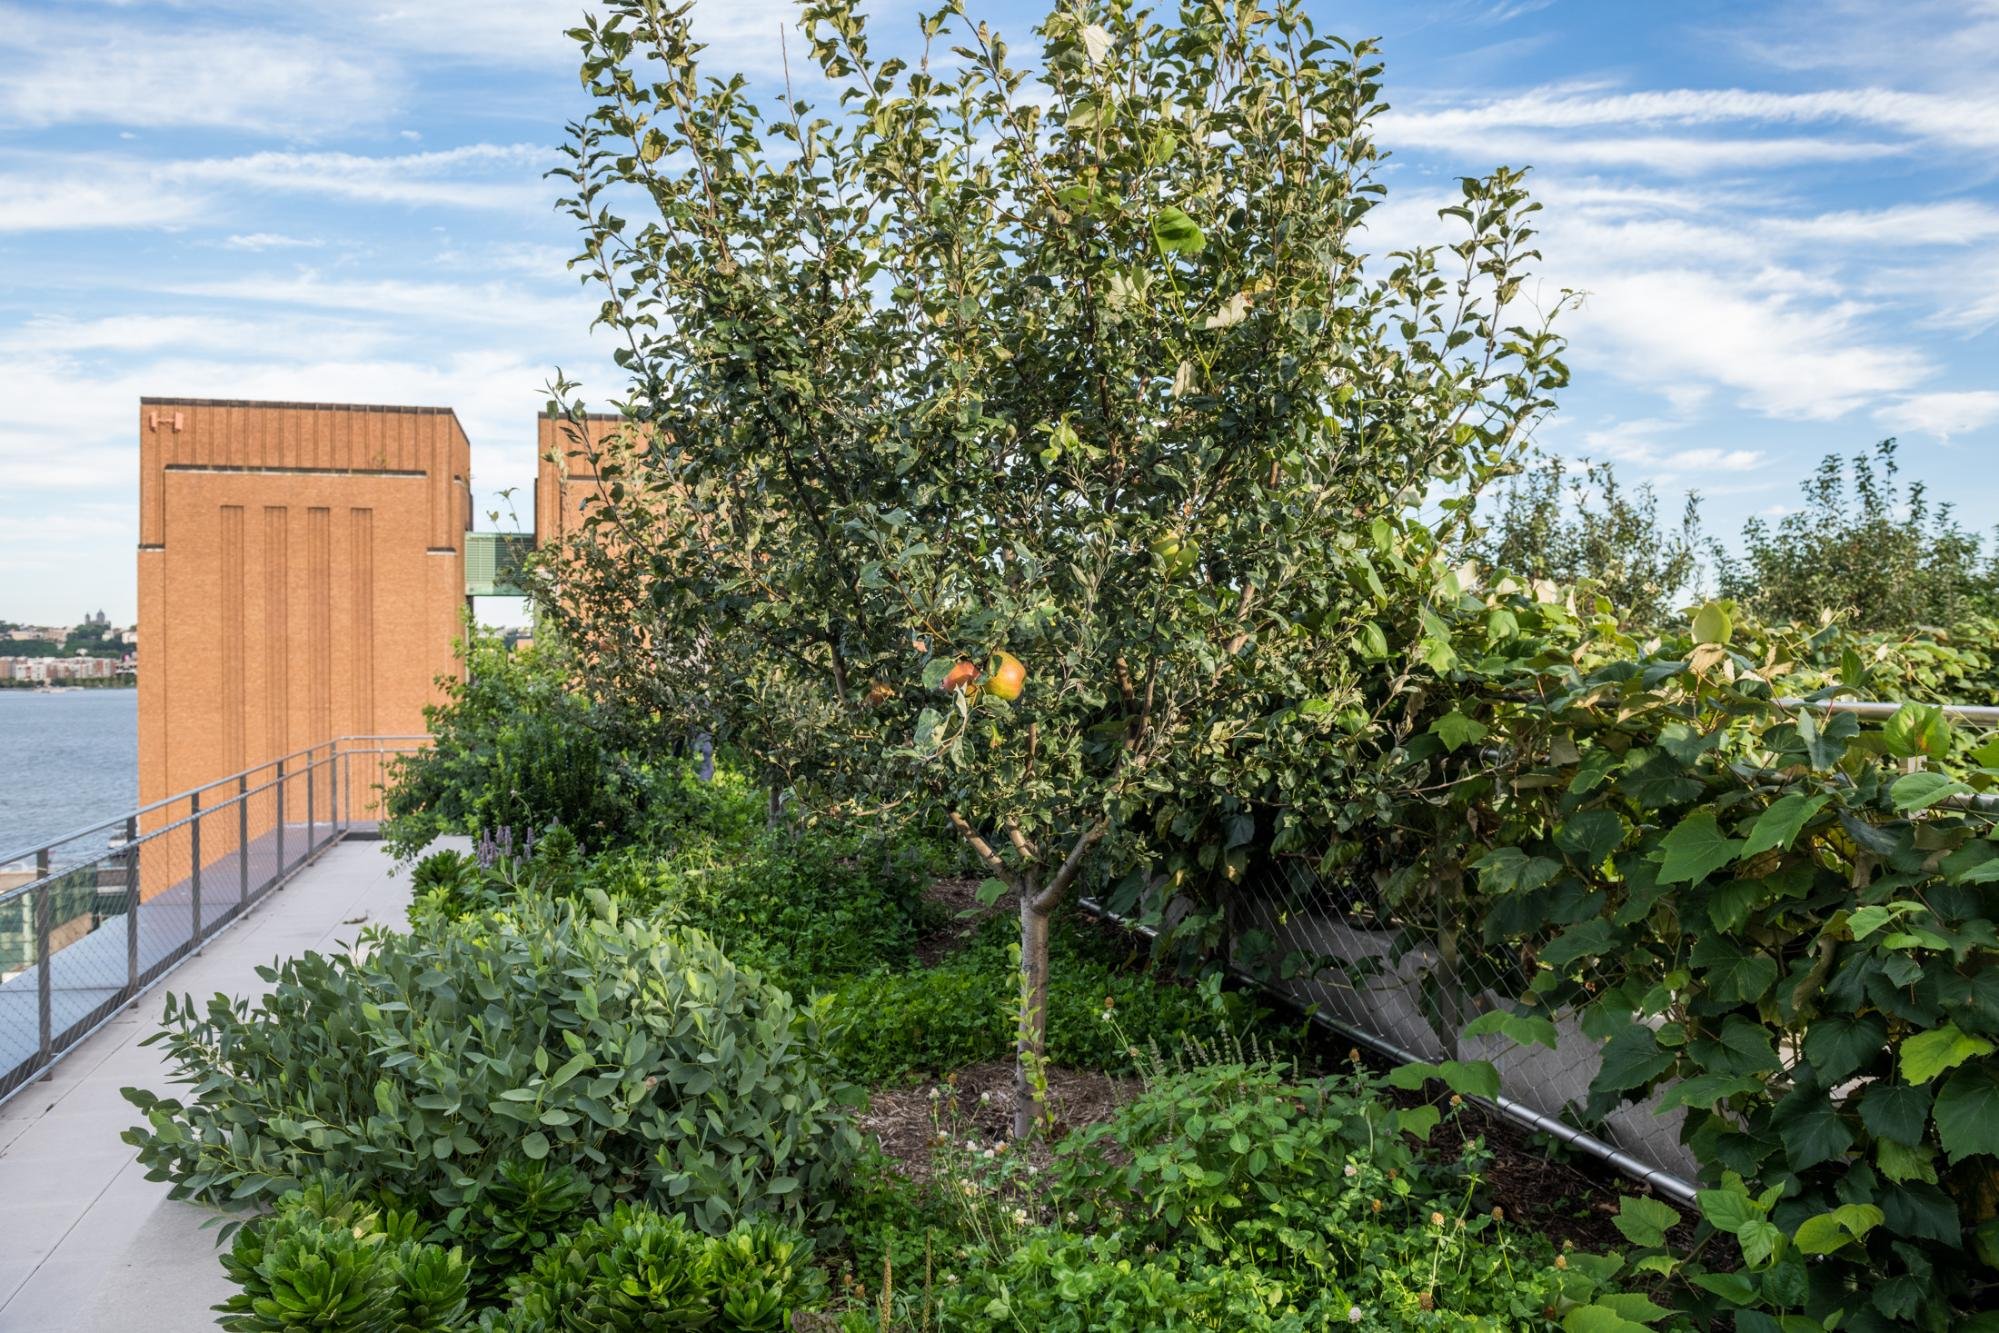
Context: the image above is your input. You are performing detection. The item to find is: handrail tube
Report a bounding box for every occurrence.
[1775,696,1999,725]
[0,752,349,909]
[0,734,431,1110]
[0,737,431,867]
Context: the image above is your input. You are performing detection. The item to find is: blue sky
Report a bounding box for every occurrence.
[2,0,1995,625]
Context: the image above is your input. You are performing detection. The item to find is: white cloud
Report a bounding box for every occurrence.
[161,271,590,331]
[1570,270,1930,420]
[1381,84,1999,158]
[0,142,554,235]
[1881,390,1999,439]
[0,177,204,232]
[0,6,394,136]
[165,144,554,211]
[222,233,325,251]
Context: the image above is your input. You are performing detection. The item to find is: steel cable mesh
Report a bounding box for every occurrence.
[1223,832,1699,1189]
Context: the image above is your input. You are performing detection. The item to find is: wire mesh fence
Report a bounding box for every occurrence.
[0,736,429,1106]
[1090,696,1998,1206]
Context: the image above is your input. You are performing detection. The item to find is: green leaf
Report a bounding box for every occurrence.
[1793,1204,1883,1255]
[1150,206,1205,256]
[974,877,1009,908]
[1934,1065,1999,1164]
[1882,702,1951,760]
[1430,709,1488,753]
[1770,1081,1854,1171]
[1462,1009,1560,1050]
[1563,1306,1651,1333]
[1890,770,1973,812]
[1611,1195,1682,1249]
[1875,1137,1938,1184]
[1658,811,1744,886]
[1386,1059,1499,1099]
[1858,1080,1931,1146]
[1690,935,1778,1004]
[1540,918,1622,968]
[1692,602,1733,646]
[1690,1271,1758,1305]
[1739,793,1824,858]
[1699,1180,1764,1233]
[1899,1023,1995,1084]
[1556,809,1625,866]
[1596,1022,1675,1095]
[521,1130,550,1160]
[1396,1105,1440,1141]
[1803,1013,1887,1084]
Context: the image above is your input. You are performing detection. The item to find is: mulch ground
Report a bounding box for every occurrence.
[878,883,1697,1257]
[859,1060,1134,1181]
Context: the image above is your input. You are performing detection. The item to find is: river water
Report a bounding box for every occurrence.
[0,689,136,862]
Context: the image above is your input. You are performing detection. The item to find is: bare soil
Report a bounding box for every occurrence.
[858,1060,1135,1182]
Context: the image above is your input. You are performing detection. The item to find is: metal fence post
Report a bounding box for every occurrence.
[124,814,139,994]
[276,758,287,879]
[238,773,249,906]
[35,851,51,1069]
[307,752,317,855]
[190,788,203,947]
[331,742,342,836]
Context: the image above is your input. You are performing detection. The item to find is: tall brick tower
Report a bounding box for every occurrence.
[136,398,472,815]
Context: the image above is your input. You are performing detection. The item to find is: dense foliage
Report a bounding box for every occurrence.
[546,0,1567,1137]
[1469,452,1703,628]
[1354,581,1999,1326]
[382,634,655,858]
[828,1051,1640,1330]
[1716,440,1998,632]
[124,894,859,1258]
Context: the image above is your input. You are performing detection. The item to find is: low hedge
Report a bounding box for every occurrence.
[125,893,860,1278]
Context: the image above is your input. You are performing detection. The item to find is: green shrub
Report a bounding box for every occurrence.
[495,1205,822,1332]
[216,1176,471,1333]
[381,634,658,858]
[834,1059,1623,1331]
[825,916,1249,1084]
[125,894,860,1265]
[1049,1060,1397,1249]
[410,811,945,998]
[1341,588,1999,1328]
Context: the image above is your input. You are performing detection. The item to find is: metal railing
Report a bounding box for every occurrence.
[0,735,430,1106]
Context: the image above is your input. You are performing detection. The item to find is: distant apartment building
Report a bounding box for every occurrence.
[0,656,126,683]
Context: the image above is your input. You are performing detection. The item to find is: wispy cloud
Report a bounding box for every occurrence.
[222,233,326,251]
[1571,270,1931,420]
[1382,84,1999,158]
[0,143,553,233]
[0,4,393,135]
[1881,390,1999,440]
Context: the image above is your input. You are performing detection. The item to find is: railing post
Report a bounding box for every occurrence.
[307,751,317,855]
[189,788,203,947]
[124,814,139,994]
[238,773,249,906]
[35,851,51,1069]
[276,758,287,878]
[331,741,342,836]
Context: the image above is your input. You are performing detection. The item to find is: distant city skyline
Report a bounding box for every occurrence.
[2,0,1995,624]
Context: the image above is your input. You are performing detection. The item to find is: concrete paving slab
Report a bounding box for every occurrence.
[0,838,422,1332]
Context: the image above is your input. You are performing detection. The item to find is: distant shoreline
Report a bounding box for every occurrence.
[0,681,135,691]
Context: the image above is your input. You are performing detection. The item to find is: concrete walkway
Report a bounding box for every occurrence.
[0,838,418,1332]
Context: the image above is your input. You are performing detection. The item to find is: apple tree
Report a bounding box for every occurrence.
[544,0,1568,1137]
